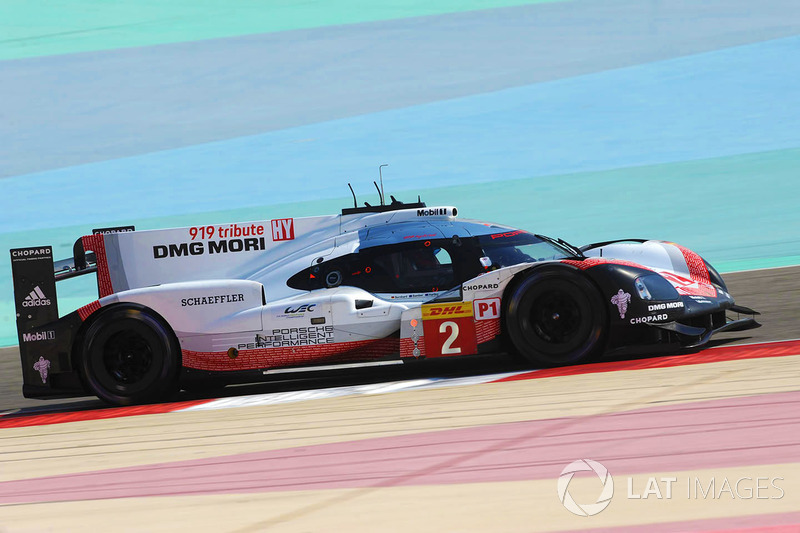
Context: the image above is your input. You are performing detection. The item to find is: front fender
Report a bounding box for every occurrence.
[582,240,722,290]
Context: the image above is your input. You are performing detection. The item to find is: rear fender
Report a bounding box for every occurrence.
[107,280,265,336]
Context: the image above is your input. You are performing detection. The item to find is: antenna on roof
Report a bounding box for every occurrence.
[379,164,388,206]
[347,183,358,208]
[373,181,383,206]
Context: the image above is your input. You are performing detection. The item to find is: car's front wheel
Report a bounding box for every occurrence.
[504,267,607,366]
[79,305,180,405]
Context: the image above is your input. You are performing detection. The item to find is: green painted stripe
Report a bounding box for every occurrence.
[0,0,565,60]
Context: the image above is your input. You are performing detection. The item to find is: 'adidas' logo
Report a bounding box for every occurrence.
[22,286,51,307]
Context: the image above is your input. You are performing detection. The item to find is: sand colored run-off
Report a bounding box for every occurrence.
[0,388,798,504]
[0,465,797,532]
[2,352,800,475]
[0,347,796,530]
[0,351,798,484]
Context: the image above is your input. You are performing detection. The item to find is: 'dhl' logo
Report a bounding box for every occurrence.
[428,304,469,316]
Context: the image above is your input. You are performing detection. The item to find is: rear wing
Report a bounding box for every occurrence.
[53,225,135,282]
[11,226,134,337]
[53,240,97,281]
[9,226,134,396]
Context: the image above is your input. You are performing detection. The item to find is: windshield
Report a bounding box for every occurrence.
[477,230,577,268]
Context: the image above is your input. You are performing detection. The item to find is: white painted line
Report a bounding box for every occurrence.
[179,371,528,412]
[411,371,529,389]
[262,360,403,374]
[363,379,433,395]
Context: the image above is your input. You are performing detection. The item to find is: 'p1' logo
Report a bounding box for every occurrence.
[474,298,500,321]
[271,218,295,241]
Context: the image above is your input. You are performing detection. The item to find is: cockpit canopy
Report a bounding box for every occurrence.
[288,228,577,294]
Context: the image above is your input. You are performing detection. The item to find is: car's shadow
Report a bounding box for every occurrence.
[177,353,528,401]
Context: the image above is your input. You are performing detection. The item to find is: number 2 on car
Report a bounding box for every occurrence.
[421,302,477,357]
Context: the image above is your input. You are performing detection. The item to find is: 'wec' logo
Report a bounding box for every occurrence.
[284,304,316,314]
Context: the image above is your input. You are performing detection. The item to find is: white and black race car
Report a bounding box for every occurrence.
[11,197,758,405]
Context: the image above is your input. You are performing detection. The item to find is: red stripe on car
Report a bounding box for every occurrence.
[561,258,652,271]
[77,300,102,321]
[81,234,114,297]
[183,338,400,372]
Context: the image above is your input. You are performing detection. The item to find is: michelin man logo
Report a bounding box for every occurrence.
[557,459,614,517]
[33,356,51,383]
[610,289,632,319]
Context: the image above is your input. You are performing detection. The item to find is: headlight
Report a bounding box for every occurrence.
[634,277,651,300]
[634,274,679,301]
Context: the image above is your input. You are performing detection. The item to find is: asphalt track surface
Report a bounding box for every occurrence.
[0,266,797,414]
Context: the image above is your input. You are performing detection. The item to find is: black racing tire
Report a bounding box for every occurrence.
[503,267,607,367]
[79,305,180,405]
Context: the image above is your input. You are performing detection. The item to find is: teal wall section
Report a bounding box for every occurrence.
[0,0,561,59]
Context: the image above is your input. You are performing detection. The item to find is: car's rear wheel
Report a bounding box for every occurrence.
[504,268,607,366]
[80,305,180,405]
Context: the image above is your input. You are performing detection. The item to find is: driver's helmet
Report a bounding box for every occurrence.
[404,247,438,271]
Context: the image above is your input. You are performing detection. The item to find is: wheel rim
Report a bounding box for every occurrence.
[528,289,582,345]
[102,330,154,385]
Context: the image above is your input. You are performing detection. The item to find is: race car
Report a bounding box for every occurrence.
[10,197,759,405]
